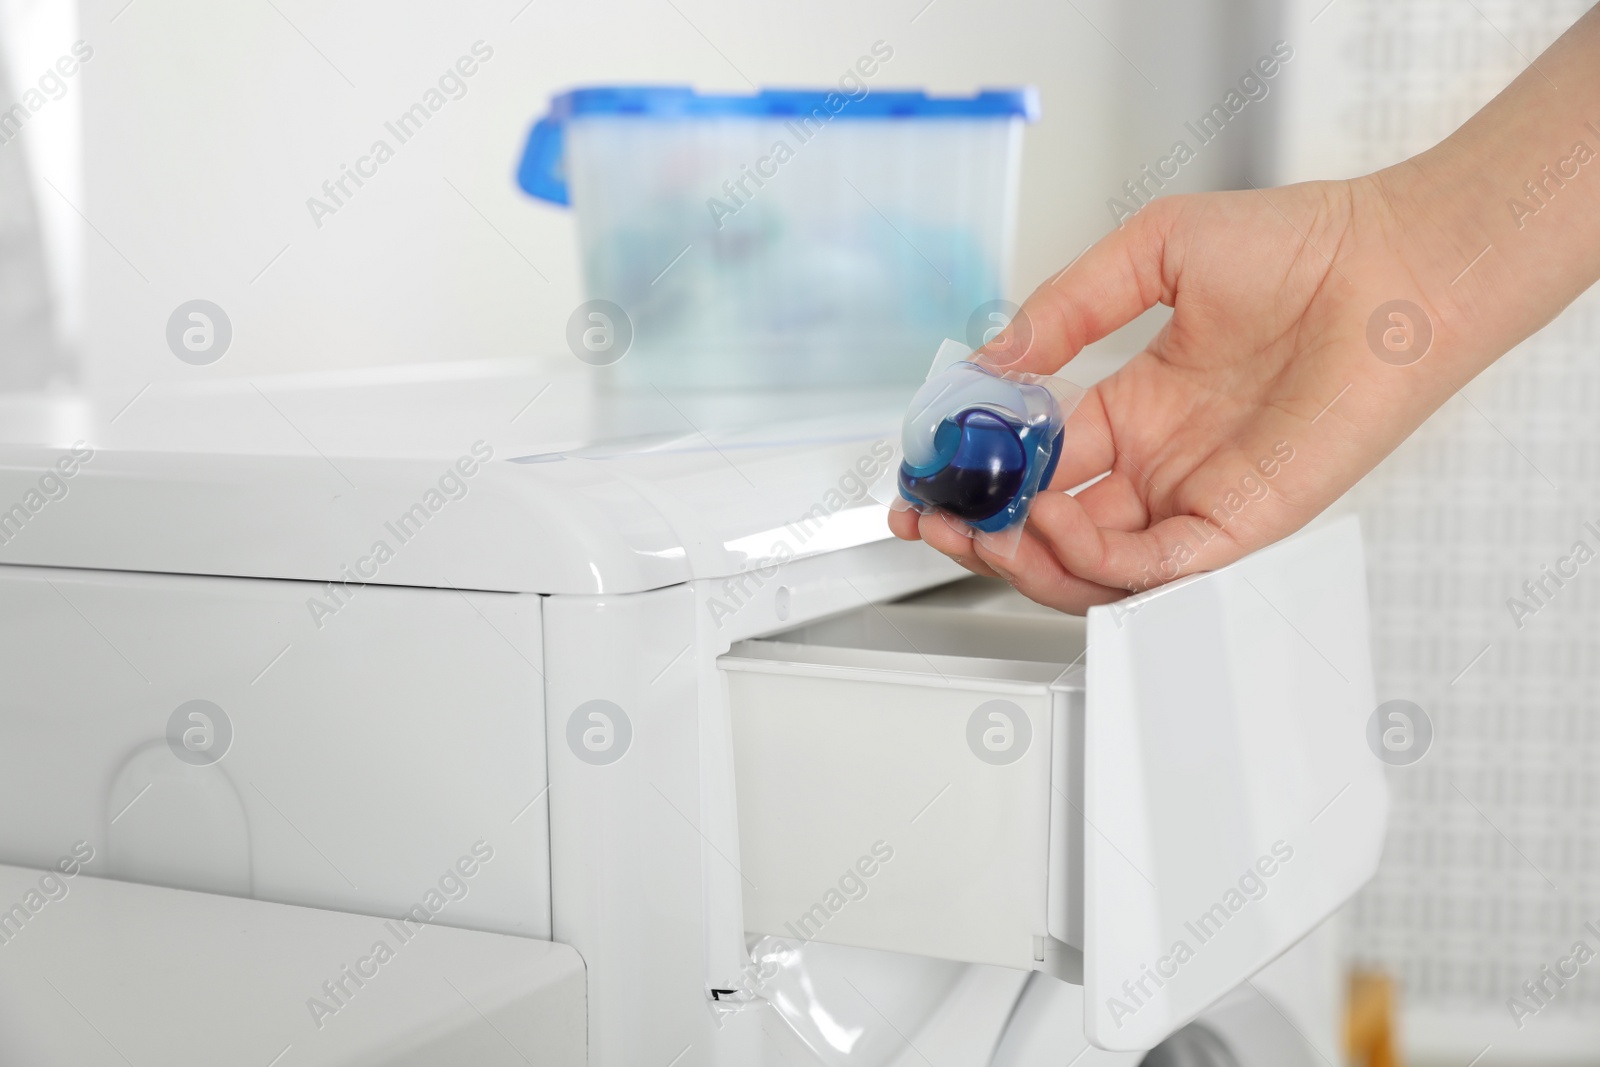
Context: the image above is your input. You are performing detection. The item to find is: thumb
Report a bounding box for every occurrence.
[977,196,1184,376]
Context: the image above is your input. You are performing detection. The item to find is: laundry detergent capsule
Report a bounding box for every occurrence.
[885,341,1082,551]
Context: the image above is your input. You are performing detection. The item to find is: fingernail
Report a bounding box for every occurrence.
[939,512,975,538]
[981,551,1014,580]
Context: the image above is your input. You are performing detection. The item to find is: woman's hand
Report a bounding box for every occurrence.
[890,176,1476,612]
[890,7,1600,614]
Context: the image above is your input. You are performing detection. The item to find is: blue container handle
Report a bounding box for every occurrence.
[517,115,568,206]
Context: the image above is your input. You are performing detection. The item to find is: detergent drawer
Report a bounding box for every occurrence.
[720,579,1085,977]
[722,517,1390,1052]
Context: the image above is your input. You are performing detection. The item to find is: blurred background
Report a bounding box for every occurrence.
[2,0,1597,1063]
[0,0,1298,401]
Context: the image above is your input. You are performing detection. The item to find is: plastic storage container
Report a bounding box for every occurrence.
[517,83,1038,389]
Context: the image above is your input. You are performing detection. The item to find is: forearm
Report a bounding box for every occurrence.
[1378,5,1600,380]
[908,8,1600,606]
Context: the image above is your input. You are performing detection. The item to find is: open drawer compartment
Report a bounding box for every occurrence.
[719,517,1388,1050]
[723,578,1087,978]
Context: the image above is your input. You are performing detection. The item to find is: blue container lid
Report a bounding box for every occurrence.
[517,85,1038,205]
[547,85,1039,122]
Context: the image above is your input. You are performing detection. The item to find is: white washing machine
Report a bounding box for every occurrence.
[0,362,1385,1065]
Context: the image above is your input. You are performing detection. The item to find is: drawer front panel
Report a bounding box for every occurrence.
[0,565,551,939]
[1083,517,1386,1049]
[727,662,1056,970]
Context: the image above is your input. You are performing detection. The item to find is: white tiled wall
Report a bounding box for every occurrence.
[1279,0,1600,1060]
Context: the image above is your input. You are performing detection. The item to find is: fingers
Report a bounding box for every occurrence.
[888,501,1000,578]
[976,198,1181,377]
[1068,471,1150,531]
[971,525,1129,613]
[1048,385,1117,493]
[891,463,1151,582]
[892,458,1188,605]
[887,506,922,541]
[918,511,1003,579]
[1017,491,1247,592]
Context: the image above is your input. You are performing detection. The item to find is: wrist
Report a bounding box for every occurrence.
[1370,150,1504,353]
[1366,9,1600,379]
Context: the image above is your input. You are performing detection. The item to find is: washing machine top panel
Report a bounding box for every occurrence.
[0,360,912,594]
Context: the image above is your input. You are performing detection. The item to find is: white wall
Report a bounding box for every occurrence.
[68,0,1286,404]
[0,0,81,384]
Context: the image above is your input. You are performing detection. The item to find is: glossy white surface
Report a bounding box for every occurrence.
[992,975,1142,1067]
[753,939,1033,1066]
[0,362,909,595]
[0,366,1382,1062]
[543,538,966,1066]
[0,862,584,1066]
[713,521,1384,1052]
[0,565,551,939]
[1082,516,1387,1049]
